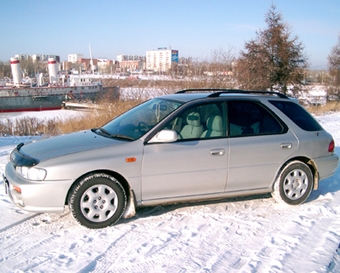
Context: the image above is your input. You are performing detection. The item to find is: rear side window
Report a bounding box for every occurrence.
[228,101,285,137]
[270,100,323,131]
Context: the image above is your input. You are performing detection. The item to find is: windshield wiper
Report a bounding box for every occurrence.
[94,128,134,141]
[109,134,134,141]
[98,127,111,136]
[91,127,110,136]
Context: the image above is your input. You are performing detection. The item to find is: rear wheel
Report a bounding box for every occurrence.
[69,173,127,229]
[272,161,313,205]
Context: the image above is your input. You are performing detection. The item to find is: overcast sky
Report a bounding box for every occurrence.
[1,0,339,69]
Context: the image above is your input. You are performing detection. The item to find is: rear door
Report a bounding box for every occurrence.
[226,100,298,192]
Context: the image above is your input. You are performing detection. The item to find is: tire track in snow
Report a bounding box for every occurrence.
[81,207,181,272]
[0,211,39,233]
[0,211,78,272]
[88,199,280,273]
[236,200,340,273]
[1,188,340,272]
[85,227,150,273]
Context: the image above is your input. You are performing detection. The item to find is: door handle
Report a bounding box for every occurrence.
[281,143,292,149]
[210,149,225,156]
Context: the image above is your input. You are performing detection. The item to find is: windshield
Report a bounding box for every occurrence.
[98,98,183,140]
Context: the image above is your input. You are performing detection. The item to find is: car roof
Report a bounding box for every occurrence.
[158,89,291,103]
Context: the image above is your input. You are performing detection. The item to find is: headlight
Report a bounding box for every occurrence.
[16,166,47,181]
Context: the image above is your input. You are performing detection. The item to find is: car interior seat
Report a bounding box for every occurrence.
[179,112,203,139]
[201,115,223,138]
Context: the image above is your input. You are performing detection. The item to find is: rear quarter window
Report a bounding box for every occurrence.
[270,100,323,131]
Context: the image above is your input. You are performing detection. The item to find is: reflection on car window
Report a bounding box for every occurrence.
[228,101,284,137]
[101,98,182,140]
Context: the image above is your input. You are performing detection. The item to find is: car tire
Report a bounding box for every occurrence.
[272,161,313,205]
[69,173,127,229]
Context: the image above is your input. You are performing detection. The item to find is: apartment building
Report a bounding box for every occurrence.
[117,54,145,62]
[146,48,179,72]
[116,54,145,73]
[14,54,60,62]
[68,54,84,63]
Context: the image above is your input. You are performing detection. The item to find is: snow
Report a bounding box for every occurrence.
[0,109,87,123]
[0,110,340,273]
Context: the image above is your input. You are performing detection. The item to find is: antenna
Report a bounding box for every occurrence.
[89,45,94,74]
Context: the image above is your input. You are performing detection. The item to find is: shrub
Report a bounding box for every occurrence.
[307,101,340,115]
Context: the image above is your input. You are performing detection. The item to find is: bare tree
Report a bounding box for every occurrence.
[0,61,11,78]
[235,5,308,94]
[210,47,234,73]
[20,59,46,77]
[328,35,340,95]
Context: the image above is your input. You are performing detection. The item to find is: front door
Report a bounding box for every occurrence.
[141,101,229,201]
[142,139,229,200]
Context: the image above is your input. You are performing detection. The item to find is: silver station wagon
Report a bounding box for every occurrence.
[3,89,339,228]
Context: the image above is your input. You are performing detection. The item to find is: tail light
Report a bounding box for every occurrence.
[328,139,335,153]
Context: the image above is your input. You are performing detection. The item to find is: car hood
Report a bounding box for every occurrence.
[19,130,124,162]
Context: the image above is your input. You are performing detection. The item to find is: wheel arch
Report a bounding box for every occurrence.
[65,169,137,218]
[274,156,319,191]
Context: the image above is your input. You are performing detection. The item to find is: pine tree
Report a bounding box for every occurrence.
[236,5,308,94]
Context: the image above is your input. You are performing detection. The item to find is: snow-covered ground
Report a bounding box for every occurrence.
[0,110,340,273]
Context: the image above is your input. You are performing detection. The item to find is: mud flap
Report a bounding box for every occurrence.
[122,188,136,219]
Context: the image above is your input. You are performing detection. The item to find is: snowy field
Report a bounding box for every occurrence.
[0,110,340,273]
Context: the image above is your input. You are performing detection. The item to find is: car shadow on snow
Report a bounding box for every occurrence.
[119,193,272,225]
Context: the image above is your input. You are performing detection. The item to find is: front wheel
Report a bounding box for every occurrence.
[69,173,127,229]
[272,161,313,205]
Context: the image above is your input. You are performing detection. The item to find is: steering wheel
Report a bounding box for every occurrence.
[138,121,149,133]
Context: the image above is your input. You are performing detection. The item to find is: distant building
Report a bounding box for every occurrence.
[78,57,98,71]
[31,54,60,62]
[117,54,145,62]
[146,48,179,72]
[97,58,115,73]
[116,54,145,73]
[118,60,144,73]
[14,54,30,61]
[68,54,84,63]
[14,54,60,62]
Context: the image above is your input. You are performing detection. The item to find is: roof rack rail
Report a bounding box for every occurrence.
[175,88,289,99]
[176,88,228,94]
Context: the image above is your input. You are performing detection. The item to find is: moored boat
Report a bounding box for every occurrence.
[0,57,103,112]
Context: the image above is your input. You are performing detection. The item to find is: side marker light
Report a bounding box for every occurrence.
[14,186,22,194]
[125,157,137,163]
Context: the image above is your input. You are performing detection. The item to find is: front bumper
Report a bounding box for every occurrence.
[3,162,74,213]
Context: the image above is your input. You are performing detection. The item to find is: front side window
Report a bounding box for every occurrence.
[163,102,226,140]
[228,100,285,137]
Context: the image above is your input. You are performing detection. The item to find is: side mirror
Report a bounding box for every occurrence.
[148,130,178,143]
